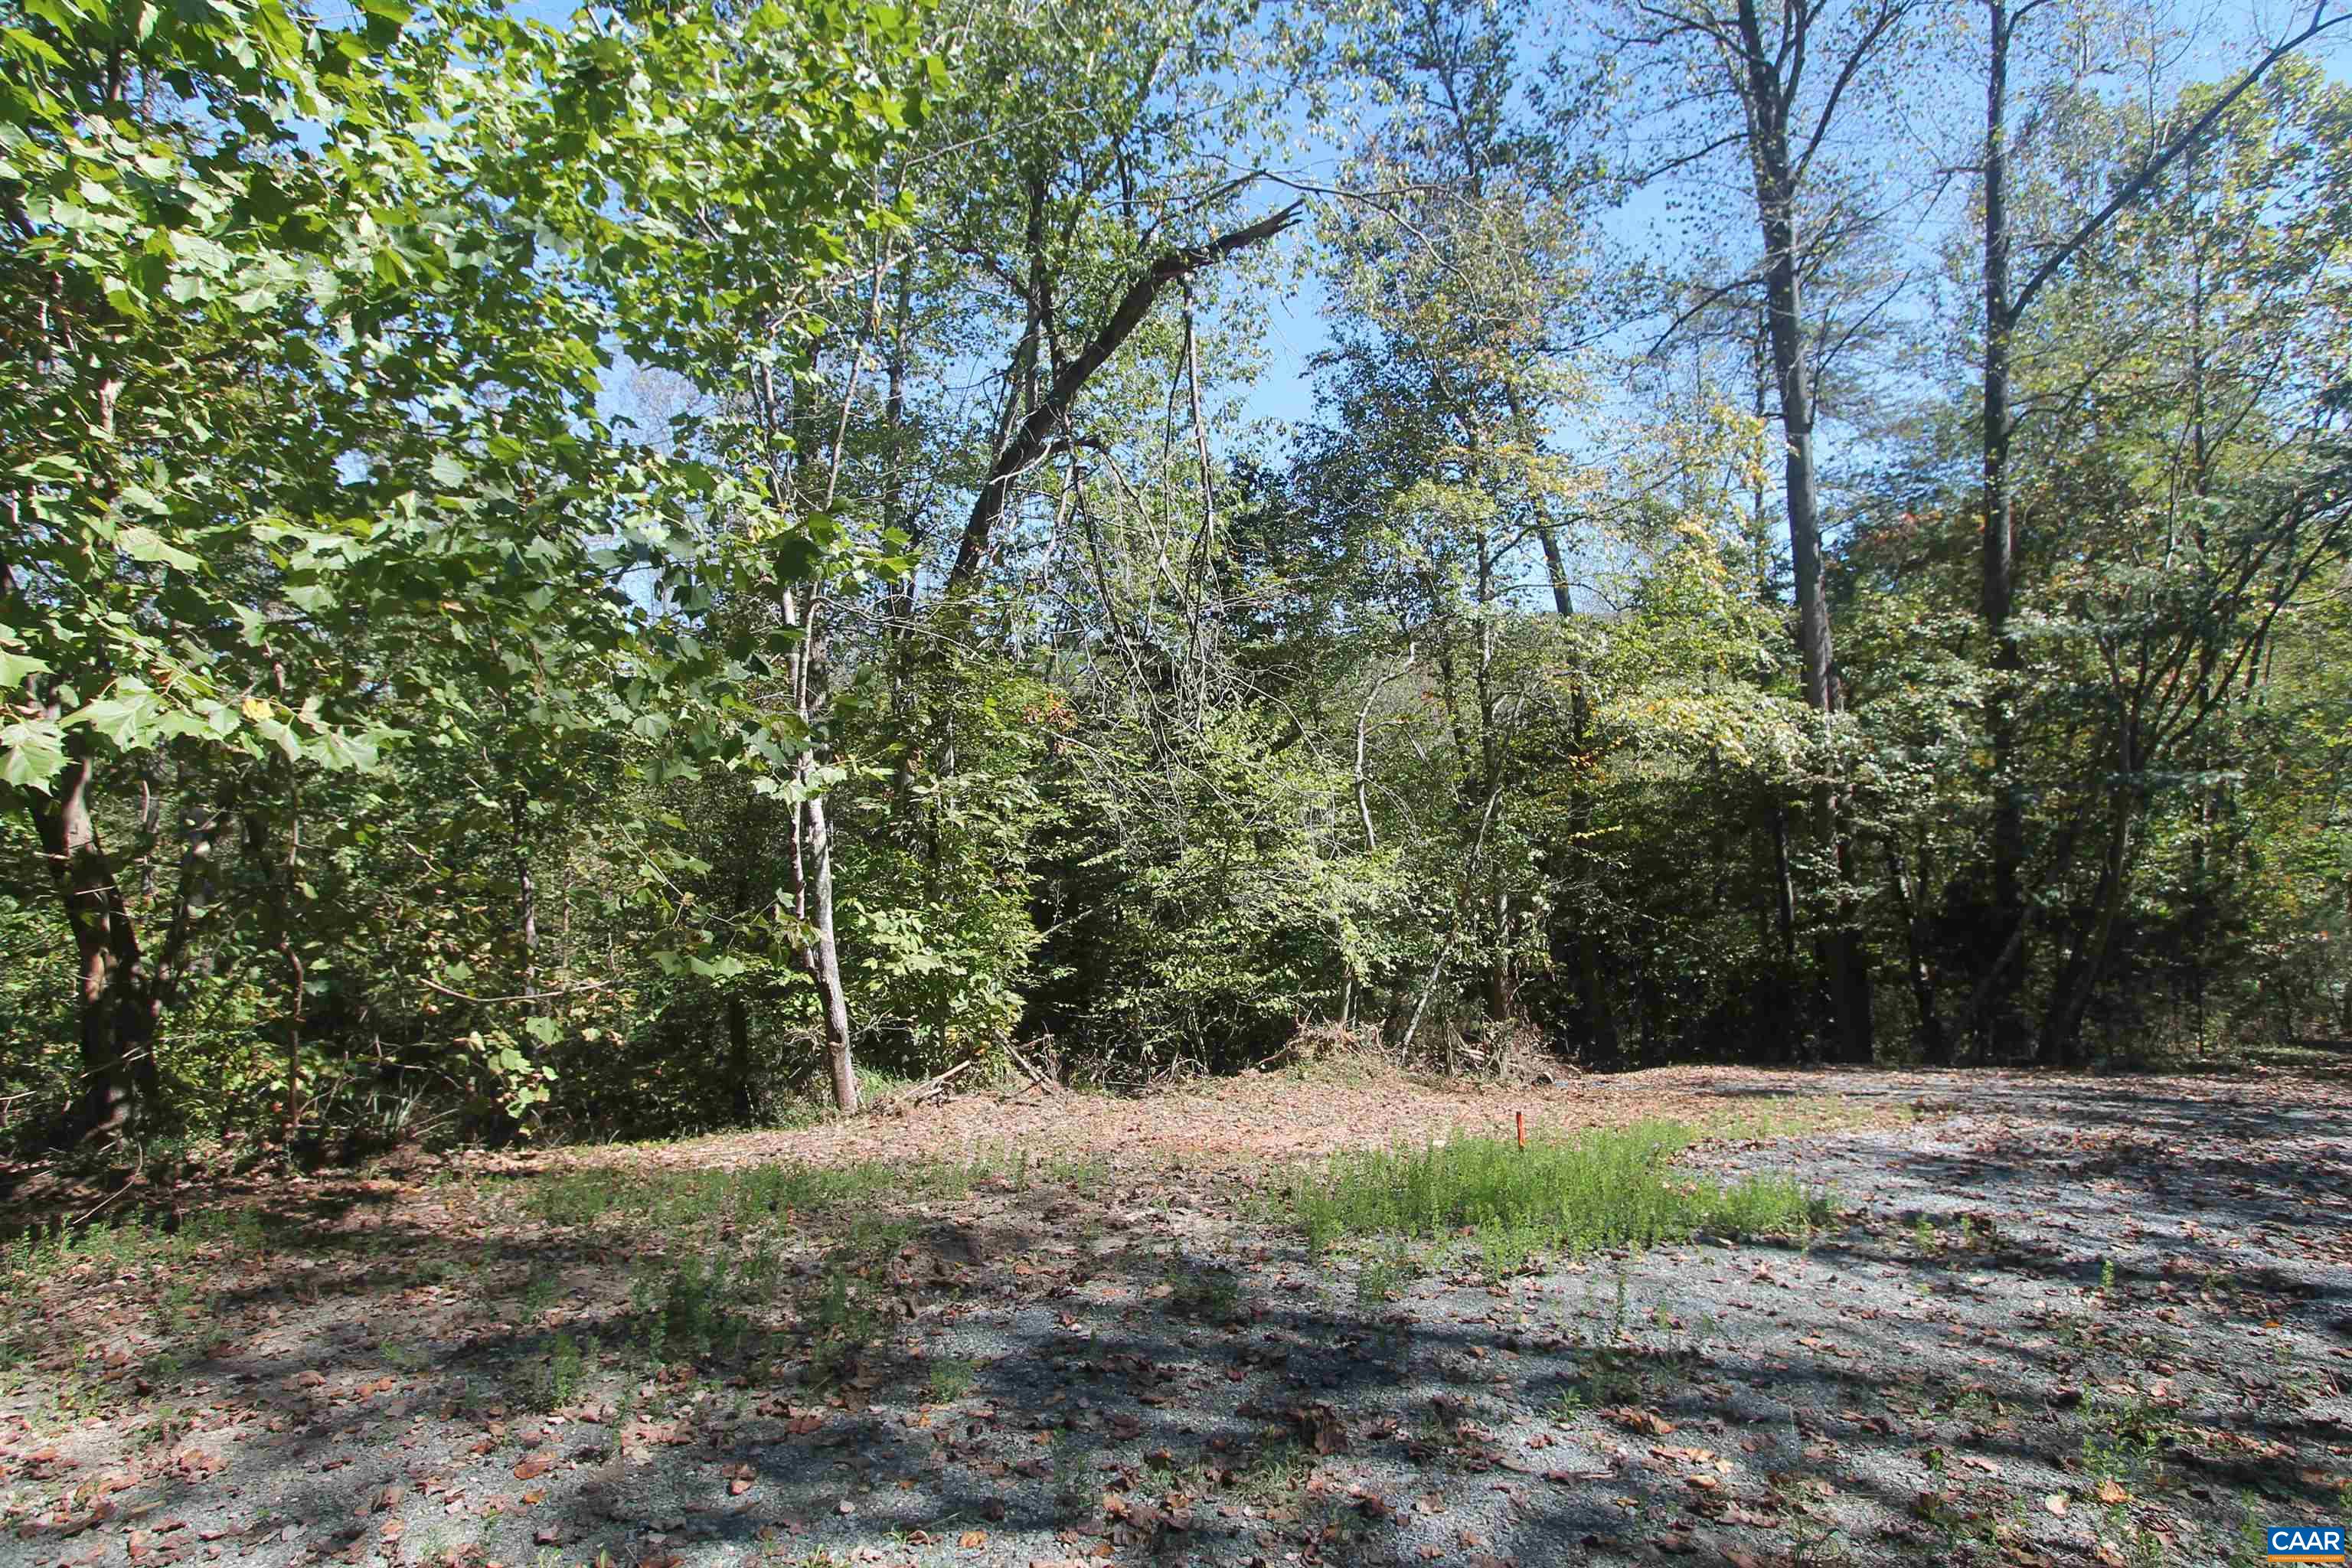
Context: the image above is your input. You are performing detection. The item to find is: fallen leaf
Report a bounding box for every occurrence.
[2043,1492,2069,1517]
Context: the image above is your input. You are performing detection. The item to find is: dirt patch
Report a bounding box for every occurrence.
[534,1063,1917,1181]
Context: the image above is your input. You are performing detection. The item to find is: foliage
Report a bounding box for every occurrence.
[5,0,2352,1155]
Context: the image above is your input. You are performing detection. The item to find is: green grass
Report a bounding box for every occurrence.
[514,1138,1115,1232]
[924,1355,977,1404]
[1279,1121,1824,1269]
[520,1152,1002,1230]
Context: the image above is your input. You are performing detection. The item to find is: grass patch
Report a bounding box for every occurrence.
[925,1354,977,1404]
[1687,1093,1908,1141]
[1279,1121,1823,1268]
[518,1151,1012,1230]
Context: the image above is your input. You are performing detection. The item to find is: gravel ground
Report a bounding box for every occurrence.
[3,1067,2347,1568]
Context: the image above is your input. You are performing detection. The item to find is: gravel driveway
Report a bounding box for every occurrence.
[4,1067,2346,1568]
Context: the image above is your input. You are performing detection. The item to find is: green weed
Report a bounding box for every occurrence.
[2080,1393,2174,1488]
[1230,1439,1314,1502]
[1161,1264,1240,1322]
[925,1355,977,1404]
[802,1268,878,1387]
[1354,1238,1420,1306]
[1281,1122,1824,1269]
[536,1331,586,1411]
[521,1152,1002,1230]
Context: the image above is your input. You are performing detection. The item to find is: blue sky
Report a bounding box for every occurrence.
[1205,0,2352,455]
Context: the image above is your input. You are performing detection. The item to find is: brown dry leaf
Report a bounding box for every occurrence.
[1723,1550,1766,1568]
[2043,1492,2069,1517]
[1290,1403,1348,1455]
[1609,1406,1677,1436]
[959,1530,988,1548]
[2095,1480,2128,1504]
[512,1455,551,1481]
[1654,1531,1698,1555]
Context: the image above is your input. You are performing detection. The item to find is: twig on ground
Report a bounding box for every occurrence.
[1003,1042,1063,1096]
[869,1057,976,1115]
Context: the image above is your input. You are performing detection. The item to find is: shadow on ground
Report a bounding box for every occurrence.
[4,1067,2348,1568]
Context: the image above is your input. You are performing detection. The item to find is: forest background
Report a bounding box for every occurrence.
[4,0,2350,1155]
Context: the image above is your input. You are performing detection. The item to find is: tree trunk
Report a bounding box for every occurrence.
[25,747,160,1144]
[1978,0,2034,1060]
[726,995,757,1123]
[1749,92,1868,1065]
[2042,731,2138,1063]
[1536,510,1619,1058]
[781,581,859,1116]
[801,791,858,1112]
[945,202,1302,601]
[513,793,537,1004]
[1886,842,1951,1064]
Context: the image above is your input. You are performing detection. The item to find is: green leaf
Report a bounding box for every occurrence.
[0,719,67,789]
[0,650,50,686]
[116,524,201,573]
[65,685,163,748]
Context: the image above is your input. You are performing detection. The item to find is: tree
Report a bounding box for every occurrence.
[0,0,931,1139]
[1970,0,2349,1056]
[1609,0,1921,1060]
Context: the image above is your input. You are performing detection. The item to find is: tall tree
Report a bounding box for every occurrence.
[1971,0,2348,1057]
[1613,0,1919,1060]
[0,0,930,1137]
